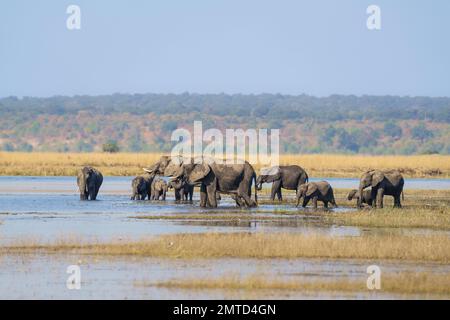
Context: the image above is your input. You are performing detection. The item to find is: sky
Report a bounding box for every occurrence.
[1,0,449,97]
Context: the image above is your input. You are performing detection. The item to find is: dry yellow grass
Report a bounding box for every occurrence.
[147,272,450,296]
[2,233,449,262]
[277,154,450,178]
[326,207,450,230]
[0,152,449,177]
[0,152,163,176]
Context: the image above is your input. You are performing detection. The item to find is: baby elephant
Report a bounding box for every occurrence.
[131,173,154,200]
[151,178,168,200]
[347,189,373,207]
[297,181,337,209]
[77,166,103,200]
[168,178,194,201]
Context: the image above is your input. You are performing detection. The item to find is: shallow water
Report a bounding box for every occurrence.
[0,176,449,299]
[0,176,448,244]
[0,176,449,194]
[1,254,448,299]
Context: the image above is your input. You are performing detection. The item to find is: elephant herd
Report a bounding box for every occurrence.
[77,156,405,209]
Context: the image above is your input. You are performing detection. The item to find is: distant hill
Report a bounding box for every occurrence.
[0,93,449,154]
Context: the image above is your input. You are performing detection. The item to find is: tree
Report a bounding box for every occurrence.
[319,126,337,145]
[383,121,402,139]
[411,124,433,141]
[102,140,120,153]
[1,142,14,151]
[75,141,93,152]
[161,120,178,132]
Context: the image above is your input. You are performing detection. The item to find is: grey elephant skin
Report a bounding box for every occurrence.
[131,173,154,200]
[168,178,194,201]
[151,178,168,200]
[145,156,257,208]
[347,189,373,207]
[77,166,103,200]
[297,181,337,209]
[358,170,404,208]
[256,165,308,201]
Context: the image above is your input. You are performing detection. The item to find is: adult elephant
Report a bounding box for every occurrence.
[145,156,257,208]
[358,170,404,208]
[256,165,308,201]
[77,166,103,200]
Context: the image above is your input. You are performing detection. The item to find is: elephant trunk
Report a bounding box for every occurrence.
[357,184,365,208]
[79,176,88,200]
[255,176,264,191]
[131,183,138,200]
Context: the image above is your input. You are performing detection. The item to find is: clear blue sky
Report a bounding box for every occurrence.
[1,0,449,97]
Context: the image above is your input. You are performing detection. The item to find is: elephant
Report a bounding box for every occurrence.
[358,170,404,208]
[151,178,168,200]
[168,177,194,201]
[297,181,337,209]
[145,156,257,208]
[347,189,373,207]
[77,166,103,200]
[256,165,309,201]
[130,173,154,200]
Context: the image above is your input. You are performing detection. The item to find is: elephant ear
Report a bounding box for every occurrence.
[261,166,281,183]
[189,163,211,183]
[164,162,184,178]
[306,183,318,197]
[371,171,385,187]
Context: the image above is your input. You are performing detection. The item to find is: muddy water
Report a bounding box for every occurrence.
[0,176,449,299]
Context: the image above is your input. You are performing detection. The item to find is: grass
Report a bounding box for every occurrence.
[326,207,450,230]
[2,233,449,262]
[144,272,450,297]
[133,189,450,230]
[133,207,450,230]
[0,152,449,177]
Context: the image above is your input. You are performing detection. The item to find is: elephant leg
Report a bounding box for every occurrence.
[232,195,246,207]
[302,197,309,208]
[330,190,337,207]
[377,188,384,208]
[324,201,329,209]
[162,191,166,200]
[277,189,282,201]
[371,188,378,208]
[200,184,208,207]
[394,194,401,208]
[270,181,281,201]
[239,191,256,207]
[295,191,302,207]
[206,184,217,208]
[312,196,318,209]
[94,184,100,200]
